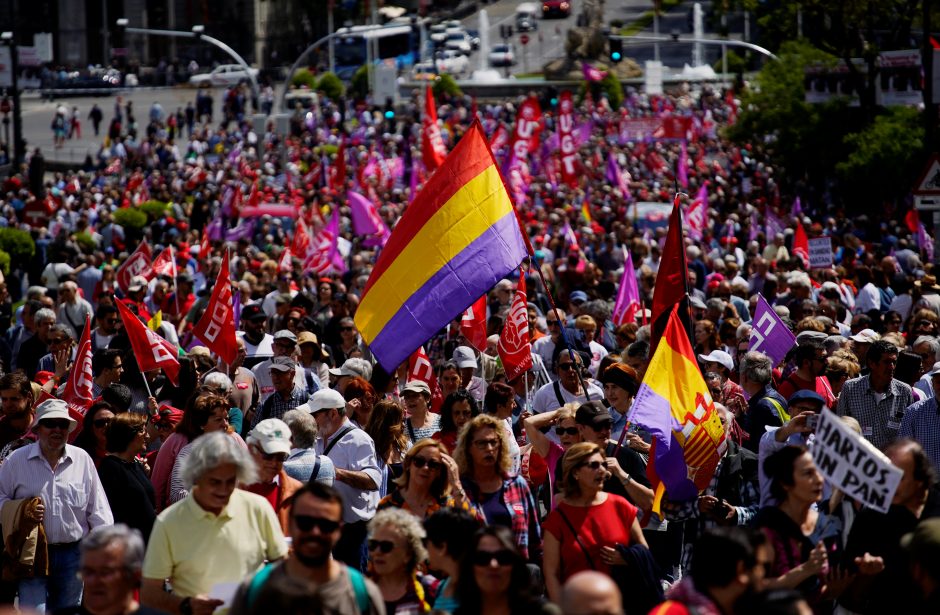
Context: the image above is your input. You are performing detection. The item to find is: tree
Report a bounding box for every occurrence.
[316,72,345,101]
[432,74,463,101]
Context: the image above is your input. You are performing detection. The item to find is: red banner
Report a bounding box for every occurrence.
[460,295,488,353]
[116,241,152,291]
[421,86,447,171]
[116,300,181,385]
[193,252,238,365]
[329,141,346,193]
[61,315,94,417]
[557,91,579,188]
[510,97,543,163]
[408,346,444,412]
[497,270,533,381]
[278,246,293,273]
[151,247,177,279]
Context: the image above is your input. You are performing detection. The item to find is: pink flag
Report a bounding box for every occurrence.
[919,222,935,262]
[581,61,608,82]
[348,190,391,247]
[612,249,641,325]
[686,184,708,241]
[677,140,689,188]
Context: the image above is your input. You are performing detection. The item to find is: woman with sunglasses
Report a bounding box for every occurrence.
[97,413,156,542]
[73,401,115,468]
[542,442,648,607]
[523,403,582,509]
[367,507,436,614]
[377,439,477,521]
[454,414,541,562]
[453,526,551,615]
[432,390,479,454]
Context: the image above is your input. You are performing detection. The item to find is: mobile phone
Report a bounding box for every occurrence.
[805,414,819,430]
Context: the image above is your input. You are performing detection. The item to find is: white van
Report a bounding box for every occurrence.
[515,2,539,31]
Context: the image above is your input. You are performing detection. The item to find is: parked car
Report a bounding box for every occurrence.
[515,2,539,31]
[465,28,481,50]
[189,64,259,87]
[542,0,571,17]
[437,49,470,76]
[488,44,516,67]
[430,24,448,44]
[445,31,473,55]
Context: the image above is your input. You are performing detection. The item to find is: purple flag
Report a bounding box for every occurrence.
[232,289,241,330]
[581,61,608,82]
[606,153,628,196]
[765,209,785,239]
[748,211,760,243]
[919,222,934,262]
[348,190,391,247]
[792,197,802,217]
[748,294,796,368]
[612,249,641,325]
[577,120,593,146]
[677,140,689,188]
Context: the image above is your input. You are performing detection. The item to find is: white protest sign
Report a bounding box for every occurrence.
[810,409,902,513]
[808,237,833,269]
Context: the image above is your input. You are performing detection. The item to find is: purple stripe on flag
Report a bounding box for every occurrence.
[367,212,528,371]
[748,293,796,367]
[629,383,697,502]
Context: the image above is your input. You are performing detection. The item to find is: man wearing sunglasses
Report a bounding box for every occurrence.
[531,346,603,439]
[90,304,121,352]
[230,483,383,615]
[0,399,113,612]
[245,418,303,534]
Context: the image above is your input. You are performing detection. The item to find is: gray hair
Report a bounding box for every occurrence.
[368,507,428,570]
[50,323,75,341]
[80,524,146,575]
[705,298,725,312]
[25,286,47,300]
[181,431,257,488]
[33,308,56,325]
[739,350,773,385]
[283,409,317,449]
[582,300,611,323]
[913,336,940,362]
[202,372,234,396]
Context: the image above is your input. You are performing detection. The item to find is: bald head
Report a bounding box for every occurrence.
[560,571,624,615]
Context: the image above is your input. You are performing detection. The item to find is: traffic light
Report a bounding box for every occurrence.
[384,98,395,120]
[609,37,623,63]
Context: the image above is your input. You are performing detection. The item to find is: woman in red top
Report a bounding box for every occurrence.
[542,442,648,603]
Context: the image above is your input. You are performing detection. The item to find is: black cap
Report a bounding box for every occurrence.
[241,304,267,322]
[575,401,613,428]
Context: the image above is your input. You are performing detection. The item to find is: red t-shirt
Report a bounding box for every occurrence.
[244,481,279,511]
[543,493,637,580]
[777,373,836,408]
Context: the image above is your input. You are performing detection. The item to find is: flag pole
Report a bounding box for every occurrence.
[171,245,180,317]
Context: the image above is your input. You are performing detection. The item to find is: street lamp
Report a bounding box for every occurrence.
[0,32,23,170]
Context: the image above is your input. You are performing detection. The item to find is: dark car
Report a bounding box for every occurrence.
[542,0,571,17]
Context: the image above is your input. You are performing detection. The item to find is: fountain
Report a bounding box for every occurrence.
[471,9,504,82]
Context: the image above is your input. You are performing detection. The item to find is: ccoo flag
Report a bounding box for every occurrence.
[355,120,529,372]
[628,305,727,514]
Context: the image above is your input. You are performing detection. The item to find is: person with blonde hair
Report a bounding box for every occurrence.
[367,507,435,613]
[542,442,648,605]
[377,438,477,520]
[455,414,541,561]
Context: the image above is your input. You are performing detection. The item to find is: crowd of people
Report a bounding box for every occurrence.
[0,78,938,615]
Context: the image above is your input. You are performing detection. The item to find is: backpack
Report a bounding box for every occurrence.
[246,562,370,612]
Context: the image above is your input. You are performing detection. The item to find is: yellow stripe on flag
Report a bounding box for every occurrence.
[148,310,162,331]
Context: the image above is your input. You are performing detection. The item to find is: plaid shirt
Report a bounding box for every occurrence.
[663,446,760,572]
[461,475,542,562]
[251,386,308,429]
[900,396,940,469]
[835,375,913,450]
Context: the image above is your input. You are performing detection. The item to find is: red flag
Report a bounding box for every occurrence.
[231,185,243,217]
[248,180,261,208]
[422,85,447,171]
[200,233,211,259]
[329,141,346,193]
[905,209,920,235]
[292,218,312,258]
[115,300,180,385]
[151,247,177,279]
[278,246,293,273]
[510,96,543,162]
[192,252,238,364]
[460,295,488,353]
[116,241,153,291]
[497,270,533,381]
[61,315,94,416]
[408,346,444,412]
[650,196,690,355]
[793,221,810,268]
[557,91,579,188]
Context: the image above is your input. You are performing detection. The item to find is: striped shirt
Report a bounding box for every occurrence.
[900,396,940,469]
[0,442,113,543]
[835,375,913,450]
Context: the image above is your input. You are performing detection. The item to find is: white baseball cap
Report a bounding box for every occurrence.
[452,346,478,370]
[697,350,735,373]
[309,389,347,414]
[247,418,292,455]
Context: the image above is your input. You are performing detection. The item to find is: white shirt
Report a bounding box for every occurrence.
[315,419,382,523]
[532,379,605,445]
[252,359,309,404]
[0,443,113,543]
[239,332,274,361]
[855,282,881,314]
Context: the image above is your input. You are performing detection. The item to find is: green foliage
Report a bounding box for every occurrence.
[112,208,148,231]
[712,49,748,76]
[432,74,463,101]
[316,72,345,101]
[291,68,317,90]
[0,250,10,277]
[579,71,623,110]
[74,231,97,253]
[138,200,170,220]
[0,227,35,263]
[837,107,925,205]
[349,66,370,100]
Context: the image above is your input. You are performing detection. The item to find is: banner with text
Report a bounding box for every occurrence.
[809,237,833,269]
[748,294,796,367]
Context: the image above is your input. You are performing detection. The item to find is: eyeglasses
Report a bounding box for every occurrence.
[293,514,341,534]
[554,426,579,436]
[579,460,605,470]
[410,456,442,471]
[473,438,500,450]
[557,363,579,371]
[93,418,111,429]
[40,419,71,430]
[257,450,288,463]
[105,319,119,325]
[368,539,396,554]
[546,320,560,327]
[340,326,355,332]
[472,549,515,566]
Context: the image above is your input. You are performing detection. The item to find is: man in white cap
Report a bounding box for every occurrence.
[452,346,485,402]
[0,399,113,611]
[699,349,748,419]
[310,389,380,571]
[244,418,304,534]
[252,330,309,404]
[327,357,373,395]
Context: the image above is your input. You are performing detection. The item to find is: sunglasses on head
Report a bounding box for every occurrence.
[472,549,515,566]
[40,419,71,430]
[293,514,341,534]
[554,426,579,436]
[410,456,442,471]
[580,460,605,470]
[368,539,396,554]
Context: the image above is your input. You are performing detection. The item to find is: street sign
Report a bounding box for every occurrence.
[0,98,10,114]
[913,154,940,196]
[520,34,529,45]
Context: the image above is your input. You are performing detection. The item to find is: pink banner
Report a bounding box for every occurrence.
[557,91,579,188]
